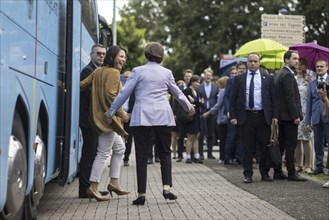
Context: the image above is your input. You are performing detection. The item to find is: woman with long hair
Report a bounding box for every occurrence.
[80,45,130,202]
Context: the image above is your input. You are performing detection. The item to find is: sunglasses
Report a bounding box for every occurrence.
[93,52,105,56]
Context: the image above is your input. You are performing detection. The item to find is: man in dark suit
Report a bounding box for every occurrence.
[198,69,219,159]
[223,62,246,164]
[122,71,136,166]
[78,44,107,198]
[175,69,193,162]
[229,53,278,183]
[274,50,307,181]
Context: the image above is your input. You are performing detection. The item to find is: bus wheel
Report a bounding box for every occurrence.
[1,112,27,220]
[24,121,46,220]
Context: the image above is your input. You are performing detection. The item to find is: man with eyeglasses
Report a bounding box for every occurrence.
[305,60,329,176]
[78,44,107,198]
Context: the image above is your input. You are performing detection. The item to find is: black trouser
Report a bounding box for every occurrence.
[218,123,228,160]
[240,111,271,178]
[277,120,298,175]
[148,131,159,160]
[199,114,216,157]
[133,126,172,194]
[177,119,186,158]
[123,122,133,162]
[148,145,159,160]
[79,127,98,195]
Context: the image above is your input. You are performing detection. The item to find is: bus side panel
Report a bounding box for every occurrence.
[0,4,36,210]
[63,0,101,184]
[0,0,36,38]
[64,0,83,184]
[35,0,64,183]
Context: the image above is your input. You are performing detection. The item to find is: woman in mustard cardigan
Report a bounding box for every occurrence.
[80,45,130,202]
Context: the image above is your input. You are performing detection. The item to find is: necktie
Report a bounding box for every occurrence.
[320,76,324,81]
[249,72,255,109]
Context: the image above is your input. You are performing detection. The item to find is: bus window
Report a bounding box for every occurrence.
[80,0,97,42]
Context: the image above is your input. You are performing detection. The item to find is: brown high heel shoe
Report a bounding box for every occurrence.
[107,184,130,197]
[86,188,110,202]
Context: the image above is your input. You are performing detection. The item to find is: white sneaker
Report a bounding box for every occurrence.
[218,160,224,164]
[323,180,329,188]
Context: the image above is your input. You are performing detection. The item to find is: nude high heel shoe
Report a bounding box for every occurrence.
[107,184,130,197]
[86,182,110,202]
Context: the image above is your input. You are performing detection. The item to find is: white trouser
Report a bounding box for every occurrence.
[89,131,125,182]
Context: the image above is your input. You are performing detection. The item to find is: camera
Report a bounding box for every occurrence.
[317,81,329,95]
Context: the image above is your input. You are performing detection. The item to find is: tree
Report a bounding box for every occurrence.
[119,0,328,77]
[115,15,146,71]
[295,0,329,46]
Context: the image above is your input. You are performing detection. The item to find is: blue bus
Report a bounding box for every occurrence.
[0,1,112,219]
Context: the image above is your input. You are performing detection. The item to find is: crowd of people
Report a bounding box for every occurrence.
[78,42,329,205]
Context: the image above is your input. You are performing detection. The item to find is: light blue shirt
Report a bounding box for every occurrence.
[204,82,211,109]
[246,70,262,110]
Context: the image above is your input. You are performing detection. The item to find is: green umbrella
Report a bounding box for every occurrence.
[234,38,288,57]
[260,52,285,69]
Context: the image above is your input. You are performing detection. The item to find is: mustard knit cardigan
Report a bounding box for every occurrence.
[80,67,127,138]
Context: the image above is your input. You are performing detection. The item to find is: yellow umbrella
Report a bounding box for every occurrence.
[261,52,285,69]
[234,38,288,57]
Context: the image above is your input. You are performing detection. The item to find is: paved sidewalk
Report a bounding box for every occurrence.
[38,151,295,220]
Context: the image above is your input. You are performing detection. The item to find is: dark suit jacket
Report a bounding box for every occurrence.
[79,62,97,128]
[274,67,303,121]
[172,83,185,116]
[198,82,219,113]
[224,77,234,114]
[229,72,278,126]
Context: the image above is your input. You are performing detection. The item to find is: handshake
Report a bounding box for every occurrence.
[104,110,130,125]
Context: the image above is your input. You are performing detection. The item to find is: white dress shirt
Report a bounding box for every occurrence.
[246,70,262,110]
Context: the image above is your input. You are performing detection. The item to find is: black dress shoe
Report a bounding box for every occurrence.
[224,160,231,165]
[208,155,216,159]
[176,156,183,162]
[100,191,110,196]
[79,190,109,198]
[147,159,153,164]
[244,177,252,184]
[261,176,273,182]
[163,190,177,200]
[155,157,161,163]
[287,173,307,181]
[312,169,324,175]
[193,158,203,164]
[230,160,240,165]
[132,196,146,205]
[273,173,287,180]
[185,158,192,164]
[234,159,242,164]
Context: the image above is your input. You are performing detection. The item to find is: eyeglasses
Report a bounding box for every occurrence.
[92,52,105,56]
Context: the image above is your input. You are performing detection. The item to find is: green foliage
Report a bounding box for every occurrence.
[115,15,146,71]
[118,0,328,77]
[295,0,329,46]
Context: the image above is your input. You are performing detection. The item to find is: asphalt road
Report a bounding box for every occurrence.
[203,159,329,220]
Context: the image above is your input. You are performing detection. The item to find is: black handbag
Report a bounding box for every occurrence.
[266,123,282,168]
[176,104,193,122]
